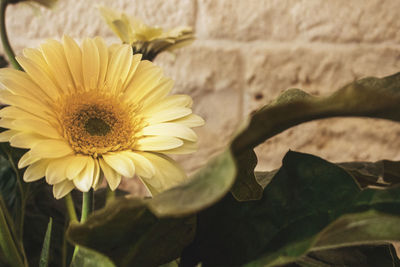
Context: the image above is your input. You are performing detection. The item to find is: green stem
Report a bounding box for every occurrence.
[80,190,93,223]
[71,190,93,260]
[0,0,22,70]
[64,194,77,222]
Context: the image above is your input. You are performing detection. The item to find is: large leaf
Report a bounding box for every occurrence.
[180,151,400,267]
[232,73,400,154]
[67,151,236,266]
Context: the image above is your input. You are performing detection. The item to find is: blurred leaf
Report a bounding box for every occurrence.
[230,149,263,201]
[39,217,52,267]
[232,73,400,154]
[70,246,116,267]
[148,150,236,217]
[180,151,400,267]
[295,244,400,267]
[67,198,196,267]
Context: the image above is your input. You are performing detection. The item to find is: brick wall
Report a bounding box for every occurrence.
[3,0,400,175]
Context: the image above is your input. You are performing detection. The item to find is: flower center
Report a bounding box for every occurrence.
[85,117,111,136]
[55,91,145,156]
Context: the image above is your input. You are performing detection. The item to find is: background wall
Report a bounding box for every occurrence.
[3,0,400,187]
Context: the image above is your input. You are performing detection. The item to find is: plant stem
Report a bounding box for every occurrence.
[80,190,93,223]
[0,0,22,70]
[64,194,77,222]
[71,190,93,260]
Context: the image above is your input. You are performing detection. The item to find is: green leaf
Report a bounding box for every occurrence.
[70,246,116,267]
[39,217,52,267]
[232,73,400,154]
[230,149,263,201]
[180,151,400,267]
[295,244,400,267]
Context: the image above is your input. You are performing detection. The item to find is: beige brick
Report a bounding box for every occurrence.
[197,0,400,43]
[255,118,400,171]
[245,43,400,111]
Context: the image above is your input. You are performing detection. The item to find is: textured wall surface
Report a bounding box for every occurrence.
[2,0,400,179]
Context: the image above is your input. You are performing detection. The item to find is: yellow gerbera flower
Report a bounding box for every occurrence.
[99,6,194,61]
[0,36,204,199]
[8,0,57,8]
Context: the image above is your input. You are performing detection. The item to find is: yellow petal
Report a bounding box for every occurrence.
[102,152,135,178]
[9,132,46,149]
[93,37,109,88]
[18,151,40,169]
[136,136,183,151]
[12,119,60,139]
[139,152,186,194]
[0,130,18,142]
[124,61,163,102]
[158,140,198,155]
[145,107,192,124]
[99,158,121,190]
[170,114,205,128]
[105,44,132,93]
[45,156,74,184]
[122,151,155,178]
[23,159,50,182]
[122,54,142,89]
[16,56,61,101]
[53,180,75,199]
[66,155,89,180]
[73,157,94,192]
[40,39,74,93]
[142,123,197,142]
[140,77,173,108]
[63,35,84,88]
[0,68,50,103]
[82,38,100,90]
[142,95,193,116]
[30,140,73,158]
[92,159,102,190]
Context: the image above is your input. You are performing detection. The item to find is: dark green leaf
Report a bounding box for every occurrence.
[230,149,263,201]
[232,73,400,154]
[39,217,52,267]
[70,246,115,267]
[180,151,400,267]
[67,198,196,267]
